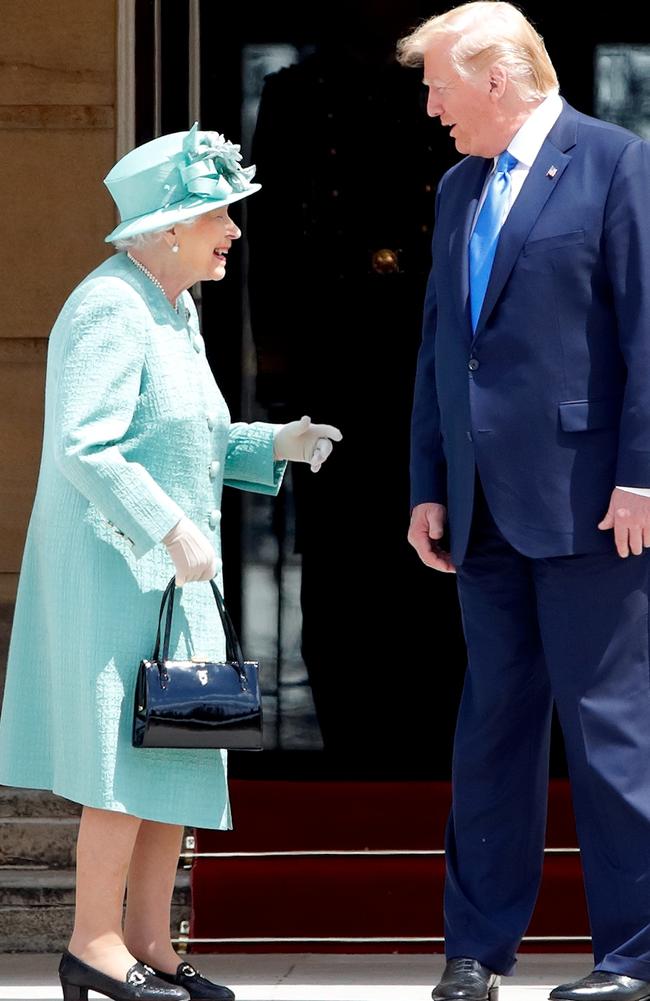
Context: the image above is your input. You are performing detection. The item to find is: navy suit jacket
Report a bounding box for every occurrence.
[410,100,650,563]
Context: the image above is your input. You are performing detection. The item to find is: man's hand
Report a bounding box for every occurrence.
[407,502,456,573]
[598,487,650,557]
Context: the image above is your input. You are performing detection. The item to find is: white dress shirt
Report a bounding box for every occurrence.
[472,91,563,231]
[474,92,649,497]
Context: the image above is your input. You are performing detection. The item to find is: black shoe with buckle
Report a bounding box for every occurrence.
[145,961,235,1001]
[550,971,650,1001]
[58,950,190,1001]
[432,958,500,1001]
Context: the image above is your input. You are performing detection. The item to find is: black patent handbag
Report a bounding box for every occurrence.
[132,576,263,750]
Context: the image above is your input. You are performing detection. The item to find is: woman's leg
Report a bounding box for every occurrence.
[68,806,143,980]
[123,819,185,973]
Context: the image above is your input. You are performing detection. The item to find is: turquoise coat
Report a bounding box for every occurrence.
[0,253,286,829]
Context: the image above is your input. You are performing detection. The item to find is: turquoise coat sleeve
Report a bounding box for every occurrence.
[52,281,184,558]
[223,421,287,495]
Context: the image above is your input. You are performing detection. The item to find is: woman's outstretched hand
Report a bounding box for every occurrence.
[163,516,220,585]
[273,415,343,472]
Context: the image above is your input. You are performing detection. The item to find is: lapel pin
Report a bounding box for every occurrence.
[546,165,558,178]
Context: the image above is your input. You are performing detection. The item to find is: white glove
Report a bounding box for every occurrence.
[273,415,343,472]
[163,516,219,586]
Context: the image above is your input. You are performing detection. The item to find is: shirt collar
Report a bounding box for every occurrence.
[504,91,563,168]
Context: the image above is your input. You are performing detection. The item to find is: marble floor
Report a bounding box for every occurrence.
[0,952,594,1000]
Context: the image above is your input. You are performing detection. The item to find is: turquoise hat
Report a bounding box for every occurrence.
[104,123,261,243]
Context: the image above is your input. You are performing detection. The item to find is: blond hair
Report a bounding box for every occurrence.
[397,2,559,102]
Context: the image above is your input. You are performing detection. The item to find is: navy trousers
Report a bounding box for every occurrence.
[447,481,650,979]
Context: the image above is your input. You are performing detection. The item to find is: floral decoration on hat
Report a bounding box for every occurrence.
[179,123,257,200]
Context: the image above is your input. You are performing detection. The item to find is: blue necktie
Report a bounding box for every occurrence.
[469,150,518,332]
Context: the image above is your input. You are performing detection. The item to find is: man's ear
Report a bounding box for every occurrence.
[488,64,508,99]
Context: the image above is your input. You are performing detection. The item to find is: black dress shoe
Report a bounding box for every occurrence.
[146,961,235,1000]
[550,971,650,1001]
[58,950,190,1001]
[432,958,500,1001]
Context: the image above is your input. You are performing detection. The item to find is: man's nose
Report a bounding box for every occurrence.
[426,92,441,118]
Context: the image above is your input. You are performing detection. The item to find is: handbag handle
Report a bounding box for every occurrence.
[151,577,246,666]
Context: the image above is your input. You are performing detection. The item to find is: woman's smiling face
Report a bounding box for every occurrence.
[176,206,242,283]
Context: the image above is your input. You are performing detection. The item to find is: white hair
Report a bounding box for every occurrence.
[111,216,197,252]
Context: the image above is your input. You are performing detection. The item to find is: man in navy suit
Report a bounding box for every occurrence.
[399,4,650,1001]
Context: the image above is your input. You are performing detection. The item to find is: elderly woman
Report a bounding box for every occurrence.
[0,125,341,1001]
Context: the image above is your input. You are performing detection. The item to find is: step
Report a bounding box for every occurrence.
[0,817,79,868]
[0,869,190,953]
[0,900,191,954]
[0,867,191,907]
[0,788,81,819]
[0,789,81,871]
[0,868,80,907]
[197,780,579,853]
[190,780,587,952]
[0,790,81,869]
[190,854,589,948]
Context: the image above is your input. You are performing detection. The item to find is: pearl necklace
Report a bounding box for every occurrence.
[127,252,179,311]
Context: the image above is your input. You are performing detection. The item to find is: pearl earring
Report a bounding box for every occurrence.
[171,242,179,254]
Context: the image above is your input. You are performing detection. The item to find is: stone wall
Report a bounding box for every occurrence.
[0,0,117,685]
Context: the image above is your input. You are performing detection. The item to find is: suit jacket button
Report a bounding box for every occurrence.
[468,358,480,371]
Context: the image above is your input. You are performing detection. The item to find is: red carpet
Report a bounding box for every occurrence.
[190,780,590,953]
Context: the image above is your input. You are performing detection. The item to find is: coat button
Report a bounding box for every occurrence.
[208,509,221,530]
[468,358,480,371]
[209,460,220,480]
[206,415,215,431]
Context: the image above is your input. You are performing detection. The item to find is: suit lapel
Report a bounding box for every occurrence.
[473,103,579,339]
